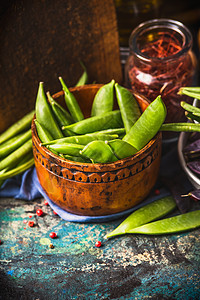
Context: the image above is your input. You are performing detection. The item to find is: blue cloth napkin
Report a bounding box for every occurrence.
[0,140,192,222]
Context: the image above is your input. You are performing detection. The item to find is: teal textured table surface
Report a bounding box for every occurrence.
[0,197,200,300]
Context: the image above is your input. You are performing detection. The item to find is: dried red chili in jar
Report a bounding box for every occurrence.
[125,19,196,137]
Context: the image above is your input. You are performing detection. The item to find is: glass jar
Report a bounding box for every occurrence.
[125,19,197,127]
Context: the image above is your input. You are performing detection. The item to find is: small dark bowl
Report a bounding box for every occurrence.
[32,84,162,216]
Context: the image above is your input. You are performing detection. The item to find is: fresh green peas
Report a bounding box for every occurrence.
[80,140,118,163]
[128,210,200,235]
[75,61,88,86]
[106,139,137,160]
[91,79,115,116]
[35,120,54,143]
[0,139,33,170]
[105,196,176,239]
[42,133,119,146]
[178,87,200,100]
[123,95,166,150]
[47,143,84,156]
[0,129,32,158]
[35,82,64,139]
[63,110,123,135]
[115,83,141,132]
[47,91,74,131]
[0,110,35,145]
[160,123,200,133]
[0,155,34,181]
[181,101,200,115]
[59,77,84,122]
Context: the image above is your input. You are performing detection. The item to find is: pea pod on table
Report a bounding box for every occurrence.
[123,95,166,150]
[91,79,115,117]
[0,139,33,170]
[178,87,200,100]
[128,210,200,235]
[59,77,84,122]
[115,83,141,132]
[35,82,64,139]
[0,110,35,145]
[62,110,123,135]
[0,129,32,158]
[105,196,176,239]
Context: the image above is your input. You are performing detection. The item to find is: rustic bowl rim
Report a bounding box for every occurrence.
[32,84,162,172]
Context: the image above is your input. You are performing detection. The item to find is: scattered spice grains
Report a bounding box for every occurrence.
[36,209,44,217]
[28,221,34,227]
[44,200,49,206]
[95,241,102,248]
[49,243,54,249]
[49,232,57,239]
[154,189,160,195]
[23,220,27,224]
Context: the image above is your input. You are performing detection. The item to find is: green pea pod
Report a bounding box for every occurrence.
[0,129,32,158]
[35,82,64,139]
[105,196,176,239]
[76,61,88,86]
[0,110,35,145]
[160,123,200,133]
[185,112,200,123]
[106,139,137,160]
[0,154,34,181]
[0,132,25,148]
[59,77,84,122]
[91,79,115,116]
[128,210,200,235]
[42,133,119,146]
[178,87,200,100]
[47,92,74,130]
[80,140,118,163]
[95,128,125,136]
[0,139,33,170]
[181,101,200,115]
[115,83,141,132]
[64,154,91,163]
[63,110,123,135]
[47,143,84,156]
[123,95,166,150]
[35,120,54,143]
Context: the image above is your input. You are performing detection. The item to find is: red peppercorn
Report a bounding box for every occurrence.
[53,210,58,216]
[28,221,34,227]
[154,189,160,195]
[23,220,27,224]
[0,240,2,245]
[36,209,44,217]
[44,200,49,206]
[95,241,102,248]
[49,232,57,239]
[29,215,32,218]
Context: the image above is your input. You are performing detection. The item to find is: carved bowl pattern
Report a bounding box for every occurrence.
[32,84,162,216]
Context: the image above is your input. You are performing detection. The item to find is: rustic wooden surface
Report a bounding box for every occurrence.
[0,0,122,133]
[0,196,200,300]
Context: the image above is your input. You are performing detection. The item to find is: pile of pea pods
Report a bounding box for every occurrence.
[35,78,167,163]
[0,111,35,187]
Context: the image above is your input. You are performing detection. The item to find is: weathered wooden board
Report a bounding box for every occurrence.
[0,0,122,133]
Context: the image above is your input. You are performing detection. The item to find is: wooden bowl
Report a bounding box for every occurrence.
[32,84,162,216]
